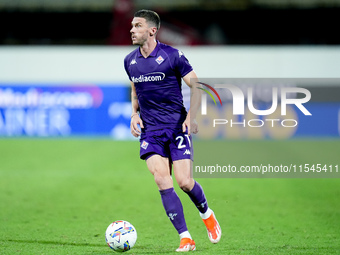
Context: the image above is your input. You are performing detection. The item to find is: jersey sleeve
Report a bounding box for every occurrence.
[124,56,132,81]
[172,50,193,78]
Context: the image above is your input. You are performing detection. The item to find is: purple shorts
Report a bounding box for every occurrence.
[139,128,193,162]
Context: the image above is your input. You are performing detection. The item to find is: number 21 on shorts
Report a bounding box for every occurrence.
[176,134,191,149]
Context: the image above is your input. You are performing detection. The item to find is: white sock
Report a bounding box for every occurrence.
[200,208,213,220]
[179,231,192,240]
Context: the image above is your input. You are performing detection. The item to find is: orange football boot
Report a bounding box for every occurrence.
[176,238,196,252]
[202,211,221,243]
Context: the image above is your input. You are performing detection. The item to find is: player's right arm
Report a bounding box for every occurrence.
[130,81,144,137]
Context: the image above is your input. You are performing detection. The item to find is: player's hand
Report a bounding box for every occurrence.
[182,118,198,136]
[130,114,144,137]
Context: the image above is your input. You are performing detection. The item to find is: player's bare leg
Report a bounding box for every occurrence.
[173,159,195,192]
[173,159,222,244]
[146,155,194,252]
[146,154,173,190]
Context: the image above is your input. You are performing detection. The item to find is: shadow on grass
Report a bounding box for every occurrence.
[4,240,179,254]
[5,239,103,247]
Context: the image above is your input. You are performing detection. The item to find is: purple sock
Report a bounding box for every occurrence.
[160,187,188,234]
[185,181,208,214]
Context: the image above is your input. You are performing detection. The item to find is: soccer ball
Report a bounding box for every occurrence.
[105,220,137,252]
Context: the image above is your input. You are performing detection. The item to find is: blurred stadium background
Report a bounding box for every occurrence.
[1,0,340,45]
[0,0,340,139]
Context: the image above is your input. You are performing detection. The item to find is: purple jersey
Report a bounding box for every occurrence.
[124,41,193,132]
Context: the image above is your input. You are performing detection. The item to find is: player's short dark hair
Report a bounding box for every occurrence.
[134,9,160,31]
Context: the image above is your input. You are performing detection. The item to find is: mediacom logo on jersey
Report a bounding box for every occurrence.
[131,72,165,83]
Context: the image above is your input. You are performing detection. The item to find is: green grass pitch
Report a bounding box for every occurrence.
[0,138,339,254]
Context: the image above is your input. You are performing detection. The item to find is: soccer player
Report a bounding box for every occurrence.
[124,9,221,252]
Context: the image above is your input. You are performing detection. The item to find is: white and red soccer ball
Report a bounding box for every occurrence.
[105,220,137,252]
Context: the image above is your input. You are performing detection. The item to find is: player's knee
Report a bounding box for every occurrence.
[177,178,194,192]
[153,172,172,189]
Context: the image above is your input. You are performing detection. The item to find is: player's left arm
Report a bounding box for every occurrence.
[182,70,202,135]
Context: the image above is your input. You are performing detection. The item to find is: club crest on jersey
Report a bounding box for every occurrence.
[155,55,164,65]
[130,59,137,65]
[141,141,149,150]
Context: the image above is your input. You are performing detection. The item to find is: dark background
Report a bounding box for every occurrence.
[0,0,339,46]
